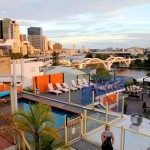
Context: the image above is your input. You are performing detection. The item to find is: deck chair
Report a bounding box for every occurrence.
[62,83,78,92]
[71,80,82,90]
[82,78,94,86]
[78,78,89,87]
[82,78,89,85]
[56,83,69,93]
[48,83,62,95]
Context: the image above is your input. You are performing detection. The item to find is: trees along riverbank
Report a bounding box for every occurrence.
[130,58,150,76]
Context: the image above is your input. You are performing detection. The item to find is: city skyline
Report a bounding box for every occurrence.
[0,0,150,49]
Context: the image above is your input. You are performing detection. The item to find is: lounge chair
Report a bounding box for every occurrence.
[71,80,82,90]
[77,78,89,87]
[83,78,94,86]
[56,83,69,93]
[62,83,78,92]
[48,83,62,95]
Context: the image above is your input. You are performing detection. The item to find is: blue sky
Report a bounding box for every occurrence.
[0,0,150,49]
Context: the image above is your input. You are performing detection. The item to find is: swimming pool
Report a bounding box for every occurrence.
[18,98,78,128]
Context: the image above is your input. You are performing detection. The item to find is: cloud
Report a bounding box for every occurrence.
[0,0,150,48]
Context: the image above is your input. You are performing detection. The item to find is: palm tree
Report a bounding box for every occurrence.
[13,103,61,150]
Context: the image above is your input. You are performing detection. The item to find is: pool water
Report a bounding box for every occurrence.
[18,98,77,128]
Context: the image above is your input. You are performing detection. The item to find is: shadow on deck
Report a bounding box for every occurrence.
[71,139,101,150]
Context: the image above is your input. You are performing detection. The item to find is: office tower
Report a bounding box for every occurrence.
[0,19,3,39]
[2,18,12,39]
[28,35,42,50]
[48,40,53,50]
[20,34,26,42]
[10,21,20,40]
[28,27,44,51]
[42,36,48,52]
[28,27,42,35]
[53,43,62,51]
[20,44,27,55]
[72,44,77,55]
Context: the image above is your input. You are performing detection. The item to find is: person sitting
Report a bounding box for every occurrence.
[142,102,150,113]
[101,124,114,150]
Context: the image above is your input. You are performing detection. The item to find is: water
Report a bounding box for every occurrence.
[62,55,149,79]
[115,68,149,79]
[18,98,77,128]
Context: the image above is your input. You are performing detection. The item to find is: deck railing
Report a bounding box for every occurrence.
[64,109,150,150]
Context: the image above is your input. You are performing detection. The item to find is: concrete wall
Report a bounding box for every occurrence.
[0,57,11,74]
[11,61,44,77]
[11,60,44,88]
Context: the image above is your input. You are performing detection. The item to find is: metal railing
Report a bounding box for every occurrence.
[64,108,150,150]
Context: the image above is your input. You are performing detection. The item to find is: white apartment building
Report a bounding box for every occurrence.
[11,60,44,88]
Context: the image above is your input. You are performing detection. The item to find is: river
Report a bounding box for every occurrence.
[115,68,149,79]
[61,55,150,79]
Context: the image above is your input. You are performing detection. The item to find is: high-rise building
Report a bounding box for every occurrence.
[28,27,42,35]
[28,27,43,51]
[0,19,3,39]
[0,18,20,41]
[28,35,42,50]
[28,35,48,52]
[53,43,62,51]
[71,44,77,55]
[20,34,26,42]
[48,40,53,50]
[2,18,12,39]
[10,22,20,40]
[42,36,48,52]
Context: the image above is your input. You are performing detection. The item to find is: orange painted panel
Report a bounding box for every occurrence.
[50,73,64,88]
[4,84,10,91]
[32,73,64,93]
[17,85,23,92]
[0,84,22,92]
[35,75,49,93]
[103,93,117,106]
[0,84,10,92]
[36,75,49,93]
[0,85,4,92]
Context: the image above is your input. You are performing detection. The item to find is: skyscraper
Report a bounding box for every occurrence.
[10,21,20,40]
[28,27,42,35]
[2,18,12,39]
[0,18,21,53]
[48,40,53,50]
[42,36,48,52]
[0,19,3,39]
[28,35,42,50]
[0,18,20,41]
[20,34,26,42]
[28,27,43,51]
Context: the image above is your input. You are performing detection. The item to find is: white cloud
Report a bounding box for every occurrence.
[0,0,150,48]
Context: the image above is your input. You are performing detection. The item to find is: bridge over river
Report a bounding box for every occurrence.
[58,56,137,70]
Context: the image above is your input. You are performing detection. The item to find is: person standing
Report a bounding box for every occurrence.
[101,124,114,150]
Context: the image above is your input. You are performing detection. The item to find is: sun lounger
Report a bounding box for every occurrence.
[77,78,89,87]
[82,78,94,86]
[71,80,83,90]
[62,83,78,92]
[48,83,62,95]
[56,83,69,93]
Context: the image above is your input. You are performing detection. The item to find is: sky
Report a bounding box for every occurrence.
[0,0,150,49]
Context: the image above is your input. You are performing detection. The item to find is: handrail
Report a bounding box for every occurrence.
[0,126,31,150]
[85,116,150,137]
